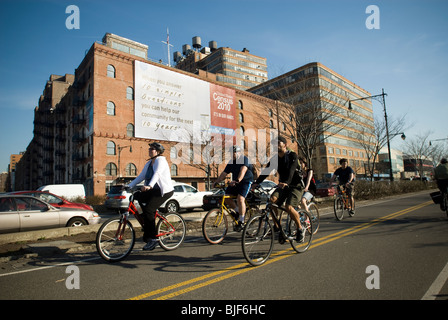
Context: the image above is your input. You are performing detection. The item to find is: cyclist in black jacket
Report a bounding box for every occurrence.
[253,136,306,243]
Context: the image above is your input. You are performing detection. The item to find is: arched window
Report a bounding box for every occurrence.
[239,113,244,123]
[170,164,178,176]
[170,146,177,159]
[238,100,243,110]
[269,120,274,128]
[126,123,134,137]
[126,87,134,100]
[105,162,117,176]
[107,141,116,155]
[107,101,115,115]
[107,65,116,78]
[125,163,137,176]
[240,126,245,136]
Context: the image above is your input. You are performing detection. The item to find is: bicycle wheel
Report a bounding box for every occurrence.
[242,214,274,266]
[308,202,320,234]
[288,210,313,253]
[96,217,135,262]
[334,197,344,221]
[157,212,186,250]
[202,208,228,244]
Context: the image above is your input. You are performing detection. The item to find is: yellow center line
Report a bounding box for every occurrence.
[128,200,431,300]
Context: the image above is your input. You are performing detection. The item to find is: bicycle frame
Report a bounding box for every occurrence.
[121,193,177,239]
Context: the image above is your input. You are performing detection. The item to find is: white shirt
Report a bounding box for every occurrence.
[129,156,174,196]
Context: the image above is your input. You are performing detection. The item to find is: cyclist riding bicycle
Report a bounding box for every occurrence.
[128,142,174,251]
[213,145,254,231]
[330,158,355,215]
[434,158,448,211]
[253,136,306,243]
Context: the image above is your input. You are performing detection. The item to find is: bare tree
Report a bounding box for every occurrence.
[356,114,407,181]
[402,131,435,178]
[256,75,355,174]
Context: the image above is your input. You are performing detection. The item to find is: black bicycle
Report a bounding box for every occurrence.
[241,187,313,266]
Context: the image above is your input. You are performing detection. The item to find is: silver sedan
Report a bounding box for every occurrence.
[0,195,101,234]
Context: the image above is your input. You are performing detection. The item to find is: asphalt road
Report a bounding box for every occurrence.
[1,191,447,307]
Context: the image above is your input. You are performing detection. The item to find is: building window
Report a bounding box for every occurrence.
[269,120,274,128]
[126,87,134,100]
[171,164,178,176]
[125,163,137,176]
[107,65,116,78]
[107,101,116,115]
[268,109,273,117]
[240,126,245,136]
[107,141,116,155]
[170,146,177,159]
[105,162,117,176]
[239,113,244,123]
[126,123,134,137]
[238,100,243,110]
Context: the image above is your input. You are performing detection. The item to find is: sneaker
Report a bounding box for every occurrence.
[234,221,244,232]
[278,231,286,244]
[143,239,158,251]
[296,228,306,243]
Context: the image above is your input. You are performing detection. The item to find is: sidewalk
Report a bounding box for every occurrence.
[0,210,208,261]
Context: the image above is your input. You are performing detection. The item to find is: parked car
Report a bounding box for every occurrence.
[37,184,86,200]
[0,195,101,234]
[315,182,337,197]
[105,182,213,213]
[9,191,94,211]
[162,183,213,213]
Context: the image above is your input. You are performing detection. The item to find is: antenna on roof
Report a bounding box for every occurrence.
[161,27,174,67]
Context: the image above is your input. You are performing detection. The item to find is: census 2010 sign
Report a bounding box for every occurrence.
[134,60,236,143]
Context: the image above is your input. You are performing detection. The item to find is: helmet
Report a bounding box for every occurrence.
[149,142,165,154]
[232,146,242,153]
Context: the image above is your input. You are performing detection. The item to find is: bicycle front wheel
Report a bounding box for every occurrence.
[288,210,313,253]
[308,202,320,234]
[157,213,186,250]
[96,218,135,262]
[334,197,344,221]
[242,214,274,266]
[202,209,228,244]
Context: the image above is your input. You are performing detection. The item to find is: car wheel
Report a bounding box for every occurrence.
[66,217,88,227]
[165,200,179,213]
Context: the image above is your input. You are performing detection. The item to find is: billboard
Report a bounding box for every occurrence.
[134,60,236,143]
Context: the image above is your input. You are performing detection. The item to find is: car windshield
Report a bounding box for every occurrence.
[109,186,124,194]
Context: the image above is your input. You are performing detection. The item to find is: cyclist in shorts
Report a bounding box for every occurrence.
[253,136,306,243]
[331,158,355,214]
[213,146,254,231]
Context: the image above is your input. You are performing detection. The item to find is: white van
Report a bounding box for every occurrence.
[37,184,86,200]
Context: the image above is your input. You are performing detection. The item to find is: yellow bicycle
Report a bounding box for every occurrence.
[202,187,261,244]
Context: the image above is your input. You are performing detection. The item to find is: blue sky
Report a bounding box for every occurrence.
[0,0,447,172]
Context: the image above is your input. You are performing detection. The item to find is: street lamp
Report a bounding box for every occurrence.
[429,138,448,146]
[348,88,396,181]
[117,145,132,177]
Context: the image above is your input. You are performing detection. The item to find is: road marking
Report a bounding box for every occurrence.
[128,200,432,300]
[421,261,448,300]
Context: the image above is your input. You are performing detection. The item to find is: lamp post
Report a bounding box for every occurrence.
[117,145,132,177]
[349,89,396,181]
[429,138,448,146]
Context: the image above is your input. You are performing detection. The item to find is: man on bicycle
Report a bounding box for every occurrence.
[253,136,306,243]
[331,158,355,214]
[213,146,254,231]
[434,158,448,210]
